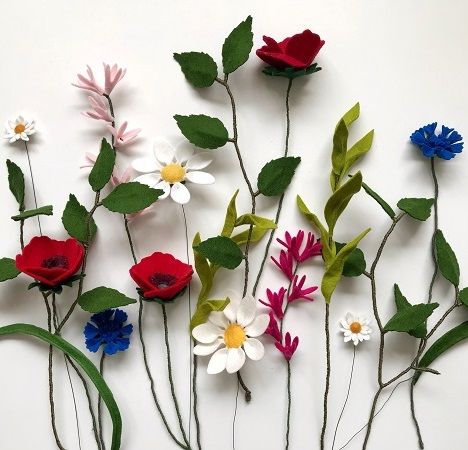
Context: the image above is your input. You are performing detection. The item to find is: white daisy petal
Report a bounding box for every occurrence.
[340,319,349,329]
[175,144,194,163]
[153,138,175,164]
[185,171,215,185]
[170,182,191,204]
[346,313,354,325]
[226,348,246,373]
[207,348,228,374]
[186,153,213,170]
[244,314,269,337]
[208,311,229,329]
[134,173,161,188]
[154,180,171,199]
[243,338,265,361]
[192,323,222,344]
[132,156,160,173]
[236,294,257,327]
[193,339,223,356]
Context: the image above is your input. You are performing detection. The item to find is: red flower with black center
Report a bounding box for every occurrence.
[129,252,193,300]
[256,30,324,69]
[16,236,85,287]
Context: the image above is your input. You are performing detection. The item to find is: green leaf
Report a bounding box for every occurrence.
[361,181,396,218]
[262,64,321,79]
[235,214,276,230]
[102,182,163,214]
[257,156,301,197]
[193,233,214,305]
[324,171,362,235]
[89,138,115,192]
[231,226,270,246]
[194,236,243,270]
[0,258,20,282]
[458,288,468,308]
[322,228,370,303]
[174,114,229,149]
[393,284,427,338]
[0,323,121,450]
[173,52,218,88]
[434,229,459,286]
[343,130,374,175]
[62,194,97,243]
[222,16,253,74]
[11,205,53,221]
[335,243,366,277]
[78,287,136,313]
[6,159,25,211]
[190,298,229,331]
[397,198,434,221]
[341,102,360,127]
[331,119,348,180]
[384,303,439,333]
[413,321,468,384]
[221,190,239,237]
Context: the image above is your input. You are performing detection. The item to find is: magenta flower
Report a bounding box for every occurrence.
[277,230,322,262]
[288,274,318,302]
[275,332,299,361]
[108,122,141,148]
[265,312,282,342]
[104,63,126,95]
[259,287,286,319]
[271,249,294,280]
[83,95,114,122]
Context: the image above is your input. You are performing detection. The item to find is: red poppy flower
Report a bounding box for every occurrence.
[256,30,324,69]
[16,236,85,287]
[129,252,193,300]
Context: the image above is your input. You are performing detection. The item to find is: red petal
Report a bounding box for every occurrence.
[284,30,324,67]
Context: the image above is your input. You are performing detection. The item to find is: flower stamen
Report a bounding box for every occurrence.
[224,324,246,348]
[161,163,186,183]
[349,321,362,334]
[14,124,25,134]
[149,272,177,289]
[41,255,69,269]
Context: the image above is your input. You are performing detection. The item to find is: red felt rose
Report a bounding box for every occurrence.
[256,30,324,69]
[129,252,193,300]
[16,236,85,287]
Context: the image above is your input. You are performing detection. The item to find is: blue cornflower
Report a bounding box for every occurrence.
[84,309,133,355]
[410,122,463,160]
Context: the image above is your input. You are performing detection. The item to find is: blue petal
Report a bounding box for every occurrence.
[120,324,134,336]
[104,341,119,355]
[421,145,435,157]
[84,323,100,339]
[436,148,455,160]
[439,125,454,138]
[116,338,130,352]
[91,310,113,327]
[423,122,437,136]
[85,337,102,353]
[450,142,464,153]
[113,309,128,324]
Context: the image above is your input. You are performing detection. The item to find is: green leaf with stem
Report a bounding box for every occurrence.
[12,205,53,221]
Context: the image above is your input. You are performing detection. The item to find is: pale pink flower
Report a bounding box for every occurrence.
[73,65,105,95]
[83,95,114,122]
[104,63,126,95]
[108,122,141,148]
[111,166,133,186]
[80,152,97,169]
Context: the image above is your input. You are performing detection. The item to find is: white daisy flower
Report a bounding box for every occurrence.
[131,138,215,205]
[4,116,36,143]
[192,293,269,374]
[339,313,372,346]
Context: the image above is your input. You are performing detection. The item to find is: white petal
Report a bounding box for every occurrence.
[193,339,222,356]
[223,293,241,323]
[186,153,213,170]
[208,311,229,329]
[185,171,215,185]
[192,323,222,344]
[340,319,349,329]
[153,138,175,164]
[344,336,352,342]
[226,348,246,373]
[154,180,171,199]
[346,313,355,325]
[134,173,161,188]
[170,182,191,204]
[174,144,194,164]
[132,156,160,173]
[243,338,265,361]
[244,314,269,337]
[236,294,257,327]
[207,348,228,374]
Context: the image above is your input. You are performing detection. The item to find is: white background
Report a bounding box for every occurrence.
[1,1,468,449]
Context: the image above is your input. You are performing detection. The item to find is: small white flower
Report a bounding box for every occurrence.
[132,138,215,205]
[4,115,36,143]
[192,293,269,374]
[339,313,372,346]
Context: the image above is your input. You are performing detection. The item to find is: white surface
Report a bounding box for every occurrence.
[1,1,468,449]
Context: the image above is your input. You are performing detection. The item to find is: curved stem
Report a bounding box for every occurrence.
[320,302,331,450]
[24,141,42,235]
[285,360,292,450]
[123,215,137,265]
[236,372,252,402]
[98,352,106,450]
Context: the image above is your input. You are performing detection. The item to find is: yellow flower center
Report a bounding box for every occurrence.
[224,324,246,348]
[349,322,362,334]
[14,124,25,134]
[161,163,186,183]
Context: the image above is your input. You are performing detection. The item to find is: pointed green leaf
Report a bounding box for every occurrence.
[458,288,468,308]
[11,205,53,221]
[190,298,229,331]
[6,159,25,211]
[173,52,218,87]
[413,321,468,384]
[231,227,270,246]
[102,182,163,214]
[361,181,396,218]
[434,229,459,286]
[331,119,348,178]
[174,114,229,149]
[257,156,301,197]
[62,194,97,243]
[343,130,374,174]
[341,102,360,127]
[0,258,20,282]
[397,198,434,221]
[393,284,427,338]
[193,233,213,305]
[89,138,115,191]
[384,303,439,333]
[222,16,253,74]
[335,243,366,277]
[78,287,136,313]
[221,190,238,237]
[194,236,243,270]
[235,214,276,230]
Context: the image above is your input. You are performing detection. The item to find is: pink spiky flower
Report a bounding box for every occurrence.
[275,332,299,361]
[73,65,105,95]
[277,230,322,262]
[259,287,286,319]
[271,249,294,280]
[288,274,318,302]
[108,122,141,148]
[73,63,126,96]
[83,95,114,122]
[265,312,282,342]
[103,63,127,95]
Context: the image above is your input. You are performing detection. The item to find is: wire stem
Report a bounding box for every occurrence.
[24,141,42,234]
[320,302,331,450]
[285,359,292,450]
[98,352,106,450]
[236,372,252,402]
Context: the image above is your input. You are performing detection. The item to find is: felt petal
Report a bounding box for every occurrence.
[134,173,161,188]
[208,311,229,329]
[207,348,228,374]
[132,157,160,173]
[154,180,171,199]
[244,314,269,337]
[226,348,246,373]
[186,153,213,170]
[185,171,215,185]
[175,144,194,164]
[243,338,265,361]
[153,138,175,164]
[170,182,190,204]
[236,294,256,327]
[192,322,222,344]
[223,292,241,323]
[193,339,223,356]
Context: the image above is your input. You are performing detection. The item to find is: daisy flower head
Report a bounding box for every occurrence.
[339,313,372,346]
[192,293,269,374]
[132,138,215,205]
[4,115,36,143]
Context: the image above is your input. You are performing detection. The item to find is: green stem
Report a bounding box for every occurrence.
[320,302,331,450]
[285,359,292,450]
[24,141,42,235]
[98,352,106,450]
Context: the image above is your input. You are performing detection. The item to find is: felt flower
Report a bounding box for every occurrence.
[339,313,372,346]
[410,123,464,160]
[271,249,294,280]
[73,63,126,96]
[84,309,133,355]
[4,115,36,143]
[192,293,269,374]
[256,30,324,69]
[129,251,193,301]
[265,312,282,342]
[16,236,84,287]
[132,138,215,205]
[108,122,141,148]
[81,153,132,187]
[259,287,286,319]
[83,95,114,122]
[275,332,299,361]
[277,230,322,262]
[288,275,318,302]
